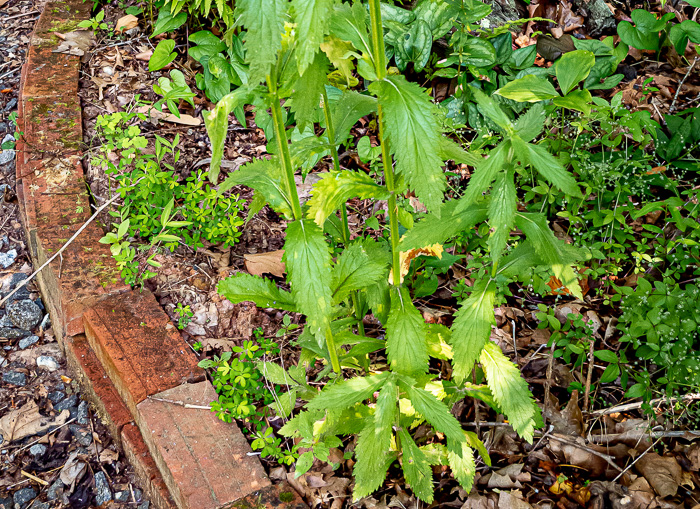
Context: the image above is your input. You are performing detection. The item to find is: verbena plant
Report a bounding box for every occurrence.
[203,0,585,501]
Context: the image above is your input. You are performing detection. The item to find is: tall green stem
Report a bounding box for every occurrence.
[267,75,303,221]
[267,75,341,374]
[368,0,401,286]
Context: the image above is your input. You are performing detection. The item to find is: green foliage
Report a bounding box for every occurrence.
[77,9,109,32]
[149,39,177,71]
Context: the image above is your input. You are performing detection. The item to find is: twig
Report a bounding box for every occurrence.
[0,179,141,309]
[20,470,48,486]
[1,10,40,20]
[583,338,595,415]
[543,343,555,429]
[547,434,623,472]
[612,438,662,482]
[670,56,699,113]
[590,392,700,416]
[147,396,210,410]
[0,68,19,82]
[588,429,700,444]
[16,418,76,452]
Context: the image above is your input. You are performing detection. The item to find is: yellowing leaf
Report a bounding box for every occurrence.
[389,244,443,284]
[244,250,286,277]
[320,36,356,86]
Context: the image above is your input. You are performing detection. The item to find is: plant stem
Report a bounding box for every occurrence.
[368,0,402,287]
[266,75,303,221]
[267,75,340,373]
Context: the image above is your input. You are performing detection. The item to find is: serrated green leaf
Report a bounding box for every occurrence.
[470,87,514,134]
[515,212,583,299]
[457,141,510,211]
[480,341,537,442]
[555,50,595,95]
[218,158,294,218]
[236,0,286,84]
[438,137,481,167]
[496,74,559,103]
[386,286,429,376]
[257,361,304,386]
[398,429,434,502]
[487,170,516,262]
[218,273,297,311]
[511,137,581,197]
[450,279,496,382]
[405,385,465,445]
[307,170,390,226]
[329,1,372,57]
[331,241,389,305]
[284,219,333,342]
[447,440,476,491]
[203,87,252,182]
[399,197,487,252]
[291,51,329,130]
[371,75,446,213]
[331,90,377,145]
[307,371,390,410]
[514,103,545,142]
[293,0,332,74]
[353,378,397,499]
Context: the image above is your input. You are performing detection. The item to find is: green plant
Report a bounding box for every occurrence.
[174,302,193,329]
[617,8,700,56]
[149,39,178,71]
[91,110,246,268]
[1,112,19,150]
[201,0,589,501]
[78,9,110,32]
[153,70,196,117]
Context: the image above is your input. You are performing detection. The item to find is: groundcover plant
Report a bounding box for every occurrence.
[202,0,586,501]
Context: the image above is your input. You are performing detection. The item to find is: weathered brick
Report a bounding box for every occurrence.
[63,334,133,446]
[121,422,177,509]
[17,97,82,164]
[26,223,128,341]
[136,381,270,509]
[20,45,80,100]
[233,483,308,509]
[83,290,204,418]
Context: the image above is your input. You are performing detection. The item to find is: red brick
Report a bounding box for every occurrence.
[26,223,128,341]
[121,422,177,509]
[20,45,80,100]
[63,334,133,445]
[83,290,204,418]
[233,483,307,509]
[135,381,270,509]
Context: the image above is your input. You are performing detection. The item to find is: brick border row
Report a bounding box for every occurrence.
[15,2,307,508]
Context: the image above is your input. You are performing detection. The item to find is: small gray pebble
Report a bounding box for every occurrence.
[36,356,58,371]
[7,299,42,331]
[29,444,46,457]
[47,480,63,501]
[48,391,65,404]
[3,98,17,112]
[77,400,89,425]
[137,501,150,509]
[39,314,50,330]
[32,502,49,509]
[94,471,112,506]
[13,487,36,509]
[18,335,39,349]
[0,249,17,269]
[55,395,78,412]
[114,491,129,502]
[0,150,13,167]
[2,371,25,386]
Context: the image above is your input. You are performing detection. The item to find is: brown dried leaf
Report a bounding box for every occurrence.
[635,453,682,498]
[99,448,119,464]
[244,250,285,277]
[497,491,532,509]
[115,14,138,33]
[0,401,70,444]
[136,106,201,126]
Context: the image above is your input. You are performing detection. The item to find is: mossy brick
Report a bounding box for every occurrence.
[17,97,82,159]
[24,223,128,342]
[121,422,177,509]
[82,290,205,419]
[63,334,133,446]
[135,381,271,509]
[231,483,307,509]
[17,155,90,232]
[28,0,91,47]
[20,45,80,99]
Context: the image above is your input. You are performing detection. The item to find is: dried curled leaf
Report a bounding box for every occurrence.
[0,400,70,444]
[389,244,443,284]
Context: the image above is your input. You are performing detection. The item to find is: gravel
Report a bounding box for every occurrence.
[36,355,59,371]
[29,444,47,457]
[2,371,26,386]
[7,299,43,330]
[18,335,39,349]
[0,249,17,269]
[94,471,112,506]
[12,487,36,509]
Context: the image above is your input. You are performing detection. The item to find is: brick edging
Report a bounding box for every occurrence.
[16,3,308,508]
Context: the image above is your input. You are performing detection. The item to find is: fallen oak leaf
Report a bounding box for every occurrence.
[0,400,70,444]
[635,452,682,498]
[115,14,138,33]
[244,250,286,277]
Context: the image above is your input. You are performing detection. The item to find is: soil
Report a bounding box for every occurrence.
[0,1,152,507]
